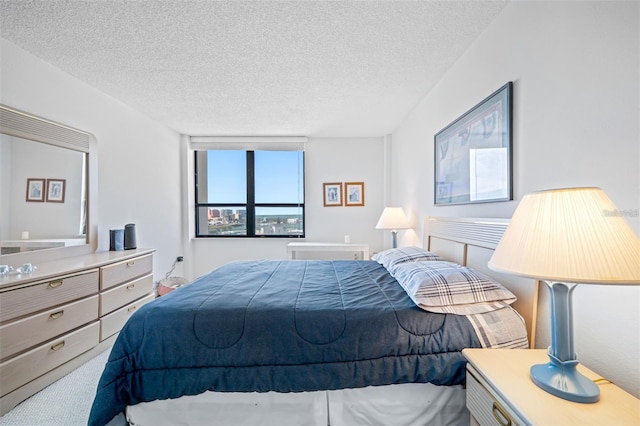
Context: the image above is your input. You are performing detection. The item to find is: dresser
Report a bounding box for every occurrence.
[463,348,640,425]
[0,248,155,415]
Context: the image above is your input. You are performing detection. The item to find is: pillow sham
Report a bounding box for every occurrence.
[392,260,516,315]
[372,246,442,272]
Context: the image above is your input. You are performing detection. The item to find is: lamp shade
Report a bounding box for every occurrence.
[489,187,640,284]
[376,207,410,230]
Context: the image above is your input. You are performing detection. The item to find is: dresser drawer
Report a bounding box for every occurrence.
[466,364,523,426]
[0,321,99,397]
[100,254,153,291]
[0,295,99,360]
[100,274,153,316]
[0,271,99,323]
[100,293,155,341]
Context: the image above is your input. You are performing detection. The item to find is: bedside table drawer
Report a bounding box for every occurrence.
[467,364,523,426]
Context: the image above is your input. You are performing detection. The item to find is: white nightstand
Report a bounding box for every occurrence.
[286,242,370,260]
[463,348,640,425]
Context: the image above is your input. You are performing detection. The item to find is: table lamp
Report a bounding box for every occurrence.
[376,207,410,248]
[489,187,640,403]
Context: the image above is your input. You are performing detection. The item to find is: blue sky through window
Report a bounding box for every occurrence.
[207,150,303,214]
[207,150,246,203]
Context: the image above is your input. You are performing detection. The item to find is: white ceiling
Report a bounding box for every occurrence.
[0,1,507,137]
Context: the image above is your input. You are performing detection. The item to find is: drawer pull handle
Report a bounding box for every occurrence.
[48,279,63,288]
[128,305,137,312]
[49,310,64,319]
[492,402,511,426]
[51,341,65,351]
[126,284,135,290]
[126,261,135,267]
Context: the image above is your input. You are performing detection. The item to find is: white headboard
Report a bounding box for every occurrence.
[424,217,539,348]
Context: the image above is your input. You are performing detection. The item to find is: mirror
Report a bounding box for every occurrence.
[0,105,97,265]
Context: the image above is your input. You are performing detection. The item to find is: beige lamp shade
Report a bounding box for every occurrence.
[375,207,410,230]
[489,187,640,284]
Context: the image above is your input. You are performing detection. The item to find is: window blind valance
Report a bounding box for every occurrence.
[190,136,307,151]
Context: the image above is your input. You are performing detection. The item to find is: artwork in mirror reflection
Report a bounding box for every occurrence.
[434,82,513,205]
[0,134,87,254]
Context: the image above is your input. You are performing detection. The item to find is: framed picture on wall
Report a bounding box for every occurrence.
[46,179,66,203]
[25,178,45,202]
[434,82,513,205]
[344,182,365,206]
[323,182,343,207]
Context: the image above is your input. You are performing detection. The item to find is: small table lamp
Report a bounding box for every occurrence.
[489,187,640,403]
[376,207,410,248]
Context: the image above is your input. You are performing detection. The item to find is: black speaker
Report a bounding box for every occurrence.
[124,224,137,250]
[109,229,124,251]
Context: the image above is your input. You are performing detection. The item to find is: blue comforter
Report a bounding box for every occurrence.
[89,260,481,426]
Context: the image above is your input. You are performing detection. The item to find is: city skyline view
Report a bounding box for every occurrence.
[196,149,305,236]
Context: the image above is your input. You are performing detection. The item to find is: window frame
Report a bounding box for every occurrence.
[194,149,305,238]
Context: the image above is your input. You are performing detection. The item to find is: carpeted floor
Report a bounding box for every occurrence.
[0,349,126,426]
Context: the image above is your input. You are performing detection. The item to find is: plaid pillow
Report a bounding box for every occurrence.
[392,261,516,315]
[372,246,442,273]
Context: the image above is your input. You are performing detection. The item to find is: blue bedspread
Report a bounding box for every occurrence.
[89,260,481,426]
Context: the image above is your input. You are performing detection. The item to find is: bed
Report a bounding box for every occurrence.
[89,217,538,426]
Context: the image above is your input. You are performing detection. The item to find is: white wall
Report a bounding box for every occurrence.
[186,137,386,278]
[0,39,184,281]
[391,1,640,397]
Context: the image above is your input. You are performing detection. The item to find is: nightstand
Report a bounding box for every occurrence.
[463,348,640,425]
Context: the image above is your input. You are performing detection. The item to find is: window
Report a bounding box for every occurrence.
[195,149,304,237]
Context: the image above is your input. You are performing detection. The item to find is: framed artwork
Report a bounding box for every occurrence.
[323,182,342,207]
[26,178,45,202]
[344,182,365,206]
[46,179,66,203]
[434,82,513,206]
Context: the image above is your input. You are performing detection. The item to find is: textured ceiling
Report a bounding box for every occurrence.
[0,1,507,137]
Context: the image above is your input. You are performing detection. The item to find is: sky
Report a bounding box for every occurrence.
[206,150,304,214]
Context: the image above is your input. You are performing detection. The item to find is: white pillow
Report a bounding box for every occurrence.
[372,246,442,273]
[392,261,516,315]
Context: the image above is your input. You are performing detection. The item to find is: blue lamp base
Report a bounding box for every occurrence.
[530,350,600,403]
[391,230,398,248]
[533,281,600,404]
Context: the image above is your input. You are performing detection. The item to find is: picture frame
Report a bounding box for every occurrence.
[26,178,45,202]
[434,82,513,206]
[46,179,66,203]
[323,182,343,207]
[344,182,365,206]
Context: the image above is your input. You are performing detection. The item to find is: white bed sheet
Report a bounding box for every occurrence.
[125,383,469,426]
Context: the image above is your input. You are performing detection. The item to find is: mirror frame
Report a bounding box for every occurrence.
[0,104,97,265]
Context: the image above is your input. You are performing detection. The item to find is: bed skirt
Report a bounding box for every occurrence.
[125,383,469,426]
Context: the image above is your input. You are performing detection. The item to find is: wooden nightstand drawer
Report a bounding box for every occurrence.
[100,254,153,291]
[99,274,153,316]
[467,364,522,426]
[100,293,155,341]
[0,322,99,397]
[0,295,99,360]
[0,271,99,323]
